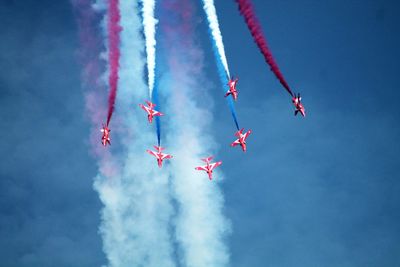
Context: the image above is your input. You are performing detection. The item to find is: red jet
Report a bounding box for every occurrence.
[101,124,111,146]
[292,93,306,117]
[146,146,173,168]
[139,100,164,123]
[195,156,222,180]
[231,128,252,152]
[224,77,239,101]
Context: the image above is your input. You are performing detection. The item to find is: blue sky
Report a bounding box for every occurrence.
[1,0,399,266]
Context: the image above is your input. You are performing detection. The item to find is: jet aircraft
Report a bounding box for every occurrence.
[195,156,222,180]
[146,146,173,168]
[101,124,111,146]
[231,128,252,152]
[292,93,306,117]
[139,100,164,123]
[224,77,239,101]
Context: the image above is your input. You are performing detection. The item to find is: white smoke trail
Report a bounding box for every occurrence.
[161,1,231,266]
[165,59,231,267]
[140,0,158,97]
[201,0,231,78]
[167,122,231,267]
[92,1,175,266]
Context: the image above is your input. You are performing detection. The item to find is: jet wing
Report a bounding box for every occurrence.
[150,109,164,117]
[243,130,252,140]
[195,165,208,172]
[146,150,158,158]
[160,153,172,160]
[209,161,222,171]
[139,104,151,114]
[231,139,240,147]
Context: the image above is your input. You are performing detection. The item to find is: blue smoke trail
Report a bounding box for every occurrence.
[152,79,161,146]
[211,40,240,130]
[227,97,239,130]
[155,116,161,146]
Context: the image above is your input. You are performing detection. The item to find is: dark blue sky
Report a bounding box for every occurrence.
[1,0,399,266]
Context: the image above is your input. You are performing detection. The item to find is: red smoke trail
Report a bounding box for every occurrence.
[106,0,122,126]
[236,0,294,97]
[71,0,120,178]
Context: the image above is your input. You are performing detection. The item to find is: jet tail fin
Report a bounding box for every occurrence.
[154,145,164,151]
[145,100,155,108]
[201,156,213,163]
[235,128,244,137]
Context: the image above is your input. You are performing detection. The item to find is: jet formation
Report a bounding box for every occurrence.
[100,76,305,180]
